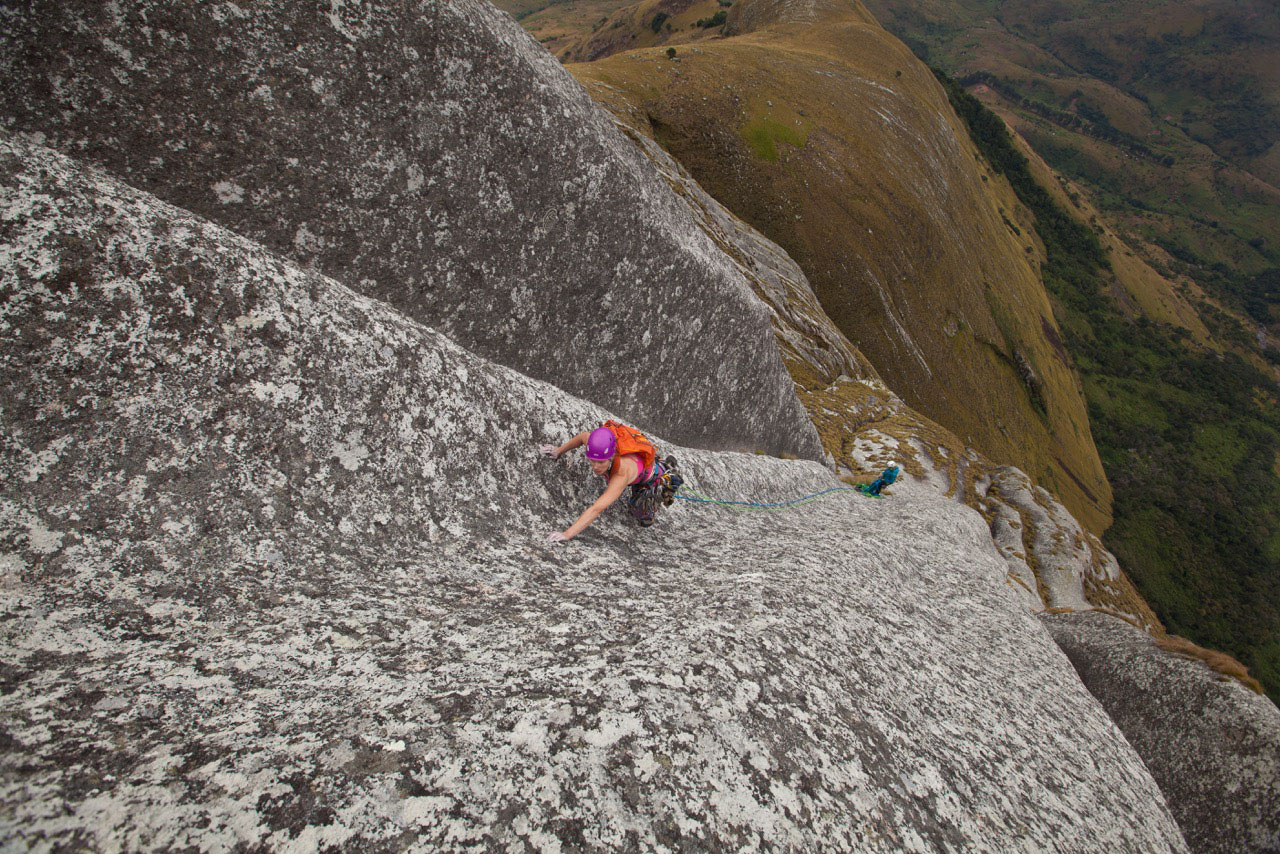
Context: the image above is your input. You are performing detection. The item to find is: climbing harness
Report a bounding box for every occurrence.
[628,456,683,527]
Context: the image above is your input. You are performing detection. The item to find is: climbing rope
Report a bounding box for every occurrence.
[674,483,865,511]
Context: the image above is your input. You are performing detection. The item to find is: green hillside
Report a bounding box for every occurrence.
[860,0,1280,336]
[936,71,1280,700]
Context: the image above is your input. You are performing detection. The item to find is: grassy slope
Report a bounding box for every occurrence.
[495,0,634,57]
[935,70,1280,702]
[995,0,1280,186]
[561,0,731,62]
[570,5,1114,534]
[860,0,1280,337]
[494,0,729,61]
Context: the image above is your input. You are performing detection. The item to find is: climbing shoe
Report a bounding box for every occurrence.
[661,455,683,506]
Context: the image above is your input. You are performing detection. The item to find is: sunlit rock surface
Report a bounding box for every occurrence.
[0,135,1191,851]
[1045,612,1280,854]
[0,0,819,459]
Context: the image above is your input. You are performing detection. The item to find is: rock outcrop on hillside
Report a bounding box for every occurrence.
[983,467,1158,627]
[0,131,1194,851]
[0,0,820,460]
[1045,612,1280,854]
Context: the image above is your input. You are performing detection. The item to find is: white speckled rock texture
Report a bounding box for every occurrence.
[1044,612,1280,854]
[0,0,820,460]
[0,135,1191,851]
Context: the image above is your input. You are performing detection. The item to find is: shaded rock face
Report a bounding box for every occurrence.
[0,135,1191,851]
[1044,612,1280,854]
[0,0,820,459]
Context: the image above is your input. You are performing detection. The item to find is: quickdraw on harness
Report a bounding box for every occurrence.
[628,455,685,528]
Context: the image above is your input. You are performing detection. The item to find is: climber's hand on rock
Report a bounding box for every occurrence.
[546,531,568,544]
[540,444,561,459]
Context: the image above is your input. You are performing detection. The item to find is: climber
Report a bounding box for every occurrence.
[862,461,901,497]
[540,420,678,542]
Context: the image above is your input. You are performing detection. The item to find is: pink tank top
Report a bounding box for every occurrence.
[604,453,652,485]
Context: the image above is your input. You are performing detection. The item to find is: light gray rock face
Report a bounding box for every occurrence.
[1044,612,1280,854]
[0,0,820,460]
[0,136,1190,851]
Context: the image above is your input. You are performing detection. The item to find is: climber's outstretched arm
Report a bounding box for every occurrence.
[560,469,630,540]
[542,432,589,459]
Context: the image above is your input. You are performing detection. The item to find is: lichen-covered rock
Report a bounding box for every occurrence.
[0,0,820,459]
[0,134,1189,851]
[1044,612,1280,853]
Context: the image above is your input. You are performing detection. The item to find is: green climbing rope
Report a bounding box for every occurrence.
[674,484,865,511]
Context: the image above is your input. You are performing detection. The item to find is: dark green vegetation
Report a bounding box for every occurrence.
[695,9,727,28]
[938,71,1280,701]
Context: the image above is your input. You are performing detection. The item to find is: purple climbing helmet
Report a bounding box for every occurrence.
[585,426,617,461]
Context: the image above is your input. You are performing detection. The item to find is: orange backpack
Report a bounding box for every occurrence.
[603,419,656,479]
